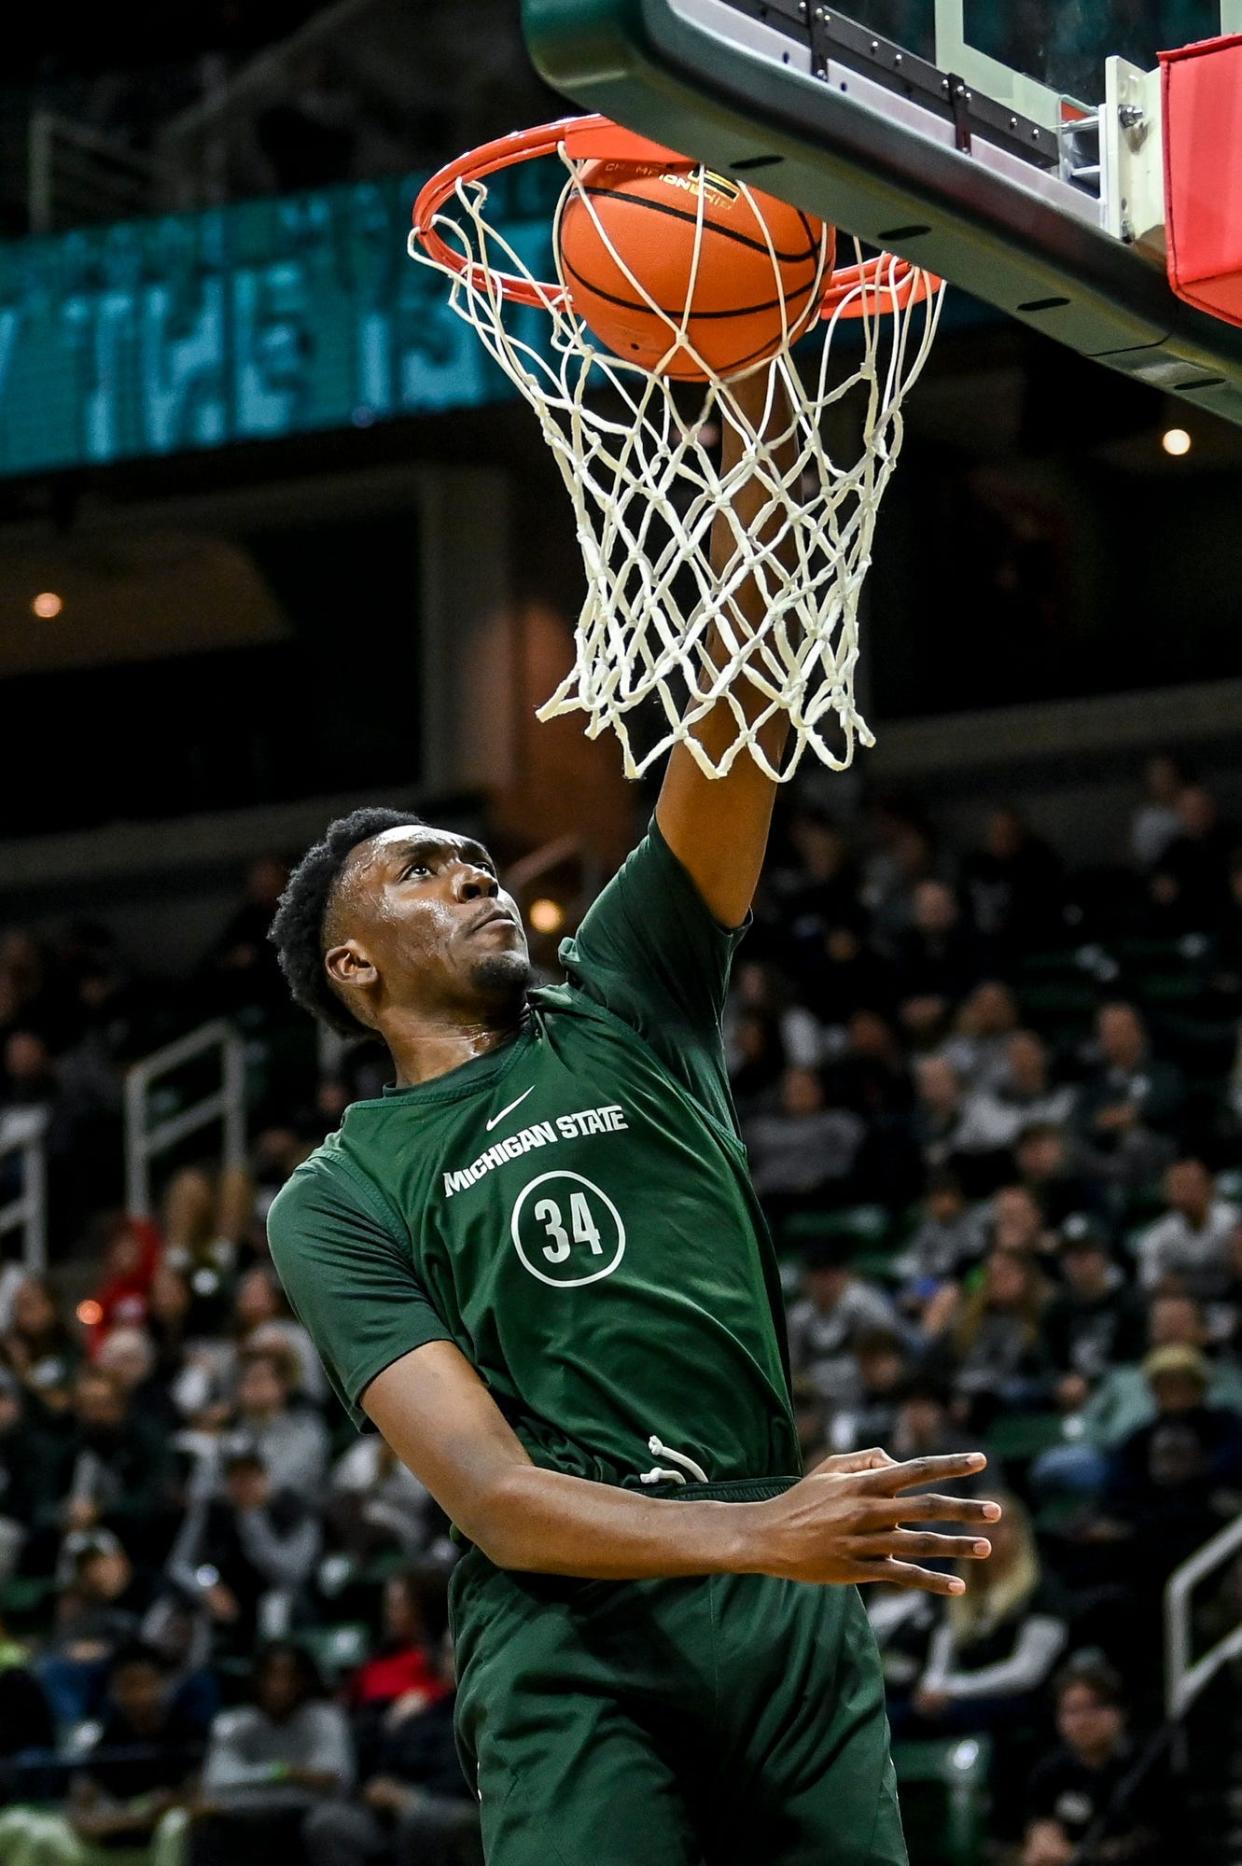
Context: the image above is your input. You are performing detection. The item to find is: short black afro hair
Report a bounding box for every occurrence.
[268,807,423,1038]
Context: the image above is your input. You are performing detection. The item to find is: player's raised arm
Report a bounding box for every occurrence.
[363,1341,998,1591]
[656,370,795,927]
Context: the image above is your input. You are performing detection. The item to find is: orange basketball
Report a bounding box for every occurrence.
[557,162,832,381]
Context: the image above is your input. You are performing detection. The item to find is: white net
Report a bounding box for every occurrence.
[409,131,944,781]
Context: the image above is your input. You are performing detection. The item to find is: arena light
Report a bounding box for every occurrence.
[1162,427,1193,457]
[529,896,566,935]
[32,590,64,618]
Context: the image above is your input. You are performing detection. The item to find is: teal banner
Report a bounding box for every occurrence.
[0,165,561,477]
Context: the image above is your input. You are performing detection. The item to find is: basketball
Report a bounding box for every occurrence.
[556,161,832,380]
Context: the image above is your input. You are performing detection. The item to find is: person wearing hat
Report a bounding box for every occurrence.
[1101,1341,1242,1594]
[1044,1217,1146,1413]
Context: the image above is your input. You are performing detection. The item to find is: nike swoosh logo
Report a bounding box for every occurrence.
[485,1087,535,1132]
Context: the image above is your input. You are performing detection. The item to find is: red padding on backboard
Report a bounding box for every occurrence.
[1162,33,1242,328]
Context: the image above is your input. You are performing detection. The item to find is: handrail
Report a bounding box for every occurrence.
[0,1106,49,1275]
[156,0,379,151]
[124,1020,247,1220]
[1164,1509,1242,1721]
[27,110,174,233]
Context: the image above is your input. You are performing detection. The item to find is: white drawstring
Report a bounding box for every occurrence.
[639,1435,709,1487]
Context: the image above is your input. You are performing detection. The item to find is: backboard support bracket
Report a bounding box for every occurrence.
[1102,58,1166,259]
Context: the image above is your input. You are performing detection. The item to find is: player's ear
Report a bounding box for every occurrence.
[325,939,378,995]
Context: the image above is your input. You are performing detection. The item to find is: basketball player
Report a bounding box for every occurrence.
[267,374,1000,1865]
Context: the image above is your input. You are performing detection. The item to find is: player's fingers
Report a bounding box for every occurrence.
[859,1453,988,1494]
[810,1447,897,1477]
[851,1559,967,1597]
[858,1530,992,1561]
[891,1494,1004,1526]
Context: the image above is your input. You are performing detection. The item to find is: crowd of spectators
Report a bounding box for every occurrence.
[0,754,1240,1862]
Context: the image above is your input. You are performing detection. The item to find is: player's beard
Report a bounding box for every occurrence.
[469,950,534,1008]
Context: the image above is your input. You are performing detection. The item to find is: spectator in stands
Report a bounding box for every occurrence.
[1044,1218,1146,1409]
[824,1009,915,1130]
[861,800,939,944]
[910,1054,967,1173]
[84,1212,161,1340]
[772,809,860,940]
[895,1169,988,1309]
[1,1275,79,1423]
[1022,1655,1166,1866]
[955,1031,1076,1158]
[791,912,896,1031]
[1161,784,1234,930]
[199,855,290,1021]
[941,980,1021,1093]
[0,1370,38,1582]
[328,1436,435,1566]
[0,1642,203,1864]
[1208,849,1242,1014]
[0,929,61,1049]
[1012,1121,1104,1229]
[1130,752,1189,870]
[961,805,1063,956]
[912,1493,1067,1735]
[227,1347,329,1498]
[233,1264,327,1404]
[161,1165,250,1315]
[1136,1157,1239,1299]
[725,1008,787,1117]
[188,1641,352,1865]
[0,1608,56,1776]
[931,1245,1055,1430]
[891,880,979,1043]
[989,1184,1057,1260]
[888,1376,981,1489]
[166,1450,320,1660]
[1074,1002,1183,1182]
[825,1331,909,1453]
[1035,1292,1242,1499]
[744,1066,865,1211]
[305,1635,480,1866]
[727,962,824,1074]
[346,1575,450,1778]
[37,1531,152,1727]
[1099,1344,1242,1591]
[95,1325,181,1430]
[36,1364,177,1571]
[786,1240,902,1408]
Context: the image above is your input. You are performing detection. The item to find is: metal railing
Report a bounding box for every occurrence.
[154,0,381,203]
[0,1106,49,1275]
[125,1020,247,1220]
[505,834,605,932]
[1165,1510,1242,1722]
[27,111,175,233]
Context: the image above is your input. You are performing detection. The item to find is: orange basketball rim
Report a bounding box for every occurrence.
[411,113,941,325]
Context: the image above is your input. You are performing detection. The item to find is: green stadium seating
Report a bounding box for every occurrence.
[893,1736,993,1865]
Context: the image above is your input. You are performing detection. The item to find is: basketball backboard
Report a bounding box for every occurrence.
[523,0,1242,426]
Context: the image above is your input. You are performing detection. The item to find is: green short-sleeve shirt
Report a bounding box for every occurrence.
[268,820,799,1485]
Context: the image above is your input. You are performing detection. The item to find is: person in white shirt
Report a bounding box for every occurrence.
[1137,1158,1239,1299]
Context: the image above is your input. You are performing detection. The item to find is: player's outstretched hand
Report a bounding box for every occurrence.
[755,1451,1001,1594]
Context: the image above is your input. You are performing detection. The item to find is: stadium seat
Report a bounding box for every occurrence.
[985,1412,1066,1464]
[893,1736,993,1865]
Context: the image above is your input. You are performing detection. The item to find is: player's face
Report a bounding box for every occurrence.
[330,825,530,1023]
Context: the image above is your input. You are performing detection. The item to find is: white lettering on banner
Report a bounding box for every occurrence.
[442,1105,629,1199]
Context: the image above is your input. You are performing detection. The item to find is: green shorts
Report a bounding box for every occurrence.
[449,1481,907,1866]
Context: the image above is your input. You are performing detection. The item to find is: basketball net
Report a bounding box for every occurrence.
[410,118,945,781]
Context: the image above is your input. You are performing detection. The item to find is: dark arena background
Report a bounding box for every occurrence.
[0,4,1241,1863]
